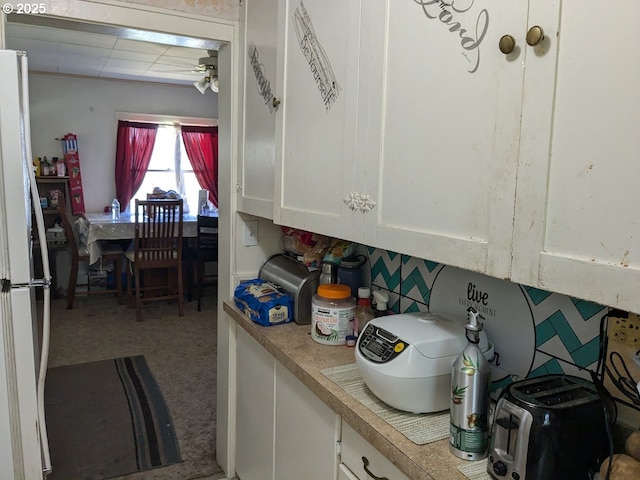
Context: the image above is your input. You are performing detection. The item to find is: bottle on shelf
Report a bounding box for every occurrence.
[55,157,66,177]
[111,198,120,220]
[355,287,375,333]
[42,157,50,176]
[372,290,392,316]
[33,157,41,176]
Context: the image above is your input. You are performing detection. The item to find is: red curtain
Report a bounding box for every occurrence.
[114,121,158,211]
[181,125,219,207]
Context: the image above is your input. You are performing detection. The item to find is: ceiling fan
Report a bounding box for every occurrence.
[193,50,219,94]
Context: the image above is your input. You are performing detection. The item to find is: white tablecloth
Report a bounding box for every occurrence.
[84,212,200,264]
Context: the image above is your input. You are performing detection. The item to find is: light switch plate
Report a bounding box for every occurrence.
[243,220,258,246]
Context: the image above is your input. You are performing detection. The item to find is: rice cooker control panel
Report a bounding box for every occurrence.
[358,324,408,363]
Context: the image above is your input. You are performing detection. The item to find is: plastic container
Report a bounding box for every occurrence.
[355,287,375,333]
[337,255,366,299]
[311,284,355,346]
[111,198,121,220]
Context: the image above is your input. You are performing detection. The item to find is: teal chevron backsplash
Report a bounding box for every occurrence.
[365,247,609,395]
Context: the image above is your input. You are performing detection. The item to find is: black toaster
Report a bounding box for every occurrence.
[488,374,611,480]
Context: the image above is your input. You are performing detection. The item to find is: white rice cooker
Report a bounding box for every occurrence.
[355,312,494,414]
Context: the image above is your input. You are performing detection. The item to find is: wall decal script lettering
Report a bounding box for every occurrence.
[468,282,489,306]
[293,1,340,110]
[413,0,489,73]
[249,42,277,114]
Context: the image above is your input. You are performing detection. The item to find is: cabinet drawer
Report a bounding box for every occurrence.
[341,422,410,480]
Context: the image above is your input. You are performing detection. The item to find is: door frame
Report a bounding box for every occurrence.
[1,1,239,476]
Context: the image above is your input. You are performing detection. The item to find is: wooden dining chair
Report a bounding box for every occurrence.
[57,197,124,309]
[194,215,218,311]
[125,199,184,322]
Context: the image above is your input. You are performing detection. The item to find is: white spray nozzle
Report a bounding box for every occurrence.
[466,307,484,332]
[372,290,389,311]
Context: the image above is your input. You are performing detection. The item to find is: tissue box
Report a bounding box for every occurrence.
[234,279,293,326]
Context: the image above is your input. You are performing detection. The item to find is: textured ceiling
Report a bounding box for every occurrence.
[5,14,222,86]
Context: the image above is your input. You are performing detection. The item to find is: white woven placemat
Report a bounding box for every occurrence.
[457,460,493,480]
[320,363,450,445]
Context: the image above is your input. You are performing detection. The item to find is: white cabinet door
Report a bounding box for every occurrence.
[512,1,640,313]
[363,0,530,278]
[338,463,360,480]
[274,0,368,241]
[236,329,275,480]
[237,0,280,219]
[274,363,340,480]
[341,421,411,480]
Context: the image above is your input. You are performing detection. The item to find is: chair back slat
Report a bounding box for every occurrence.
[133,199,184,265]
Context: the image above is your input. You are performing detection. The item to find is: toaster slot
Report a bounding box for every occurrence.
[536,386,597,406]
[513,376,568,395]
[494,414,520,461]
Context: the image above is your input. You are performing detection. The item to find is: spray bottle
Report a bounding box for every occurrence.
[449,307,491,461]
[372,290,391,317]
[355,287,375,332]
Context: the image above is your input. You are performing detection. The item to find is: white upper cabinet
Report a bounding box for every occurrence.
[363,0,529,277]
[257,0,639,313]
[237,0,280,219]
[512,1,640,313]
[274,0,368,240]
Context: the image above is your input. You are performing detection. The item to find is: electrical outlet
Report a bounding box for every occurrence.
[626,314,640,348]
[609,314,640,347]
[243,220,258,246]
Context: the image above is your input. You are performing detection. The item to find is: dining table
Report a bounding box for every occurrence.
[84,211,202,265]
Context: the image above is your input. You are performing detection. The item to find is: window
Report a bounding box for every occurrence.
[131,125,202,214]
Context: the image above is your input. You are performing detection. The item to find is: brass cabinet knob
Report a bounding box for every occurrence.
[498,35,516,55]
[526,26,545,46]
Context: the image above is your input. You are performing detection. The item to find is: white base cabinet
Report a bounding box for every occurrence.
[235,328,340,480]
[275,364,340,480]
[340,422,410,480]
[236,328,275,480]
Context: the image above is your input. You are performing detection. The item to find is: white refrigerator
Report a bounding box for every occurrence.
[0,49,52,479]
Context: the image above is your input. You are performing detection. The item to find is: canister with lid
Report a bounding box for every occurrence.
[311,284,356,345]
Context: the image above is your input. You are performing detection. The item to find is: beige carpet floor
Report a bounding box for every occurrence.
[43,289,224,480]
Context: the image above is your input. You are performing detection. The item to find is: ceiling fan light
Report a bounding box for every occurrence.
[194,76,210,94]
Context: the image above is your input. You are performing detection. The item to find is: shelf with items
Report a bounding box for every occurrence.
[33,176,71,244]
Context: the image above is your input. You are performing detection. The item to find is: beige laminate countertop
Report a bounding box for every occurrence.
[224,301,475,480]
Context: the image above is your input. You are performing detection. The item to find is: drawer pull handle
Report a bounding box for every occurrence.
[362,456,389,480]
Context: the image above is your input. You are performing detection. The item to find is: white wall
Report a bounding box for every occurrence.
[28,73,217,213]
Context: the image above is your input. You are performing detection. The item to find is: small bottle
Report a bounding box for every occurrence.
[372,290,391,316]
[355,287,375,333]
[42,157,50,176]
[56,158,66,177]
[319,262,337,285]
[33,157,41,176]
[111,198,121,220]
[449,307,491,461]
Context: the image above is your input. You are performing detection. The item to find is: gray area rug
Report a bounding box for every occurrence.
[46,355,182,480]
[42,291,222,480]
